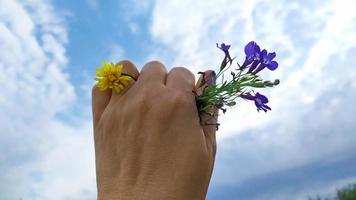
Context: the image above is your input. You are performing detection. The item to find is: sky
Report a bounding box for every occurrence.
[1,0,356,199]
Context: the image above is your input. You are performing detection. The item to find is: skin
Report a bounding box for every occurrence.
[92,60,218,200]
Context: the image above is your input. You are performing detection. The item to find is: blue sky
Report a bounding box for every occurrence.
[1,0,356,199]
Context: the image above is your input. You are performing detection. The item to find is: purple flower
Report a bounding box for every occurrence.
[252,49,278,74]
[241,92,271,112]
[216,43,232,63]
[217,43,231,51]
[242,41,261,69]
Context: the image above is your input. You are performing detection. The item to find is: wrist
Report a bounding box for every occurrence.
[98,180,208,200]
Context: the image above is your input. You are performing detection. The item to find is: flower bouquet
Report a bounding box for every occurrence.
[194,41,280,129]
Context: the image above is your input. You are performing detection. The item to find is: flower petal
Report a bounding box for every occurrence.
[248,60,260,73]
[245,41,257,57]
[268,61,278,70]
[113,84,124,93]
[119,75,132,82]
[254,45,261,55]
[254,100,263,109]
[267,52,276,60]
[221,43,231,51]
[241,93,256,101]
[102,61,108,68]
[261,49,267,58]
[242,57,253,68]
[263,104,272,111]
[116,64,123,75]
[96,68,104,76]
[256,93,269,103]
[252,63,265,74]
[97,82,108,91]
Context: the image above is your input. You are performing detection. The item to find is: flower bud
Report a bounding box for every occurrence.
[274,79,280,85]
[227,101,236,106]
[254,82,266,88]
[263,81,274,87]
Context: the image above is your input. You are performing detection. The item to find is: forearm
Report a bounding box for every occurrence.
[98,176,210,200]
[97,170,210,200]
[98,187,208,200]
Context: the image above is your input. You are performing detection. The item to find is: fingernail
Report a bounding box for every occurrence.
[197,71,206,88]
[204,71,216,87]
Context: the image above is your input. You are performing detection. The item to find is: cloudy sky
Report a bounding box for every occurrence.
[1,0,356,199]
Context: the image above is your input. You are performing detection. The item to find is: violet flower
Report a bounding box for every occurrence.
[217,43,231,51]
[252,49,279,74]
[216,43,232,64]
[242,41,261,69]
[241,92,271,112]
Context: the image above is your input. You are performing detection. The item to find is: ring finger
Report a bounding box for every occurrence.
[111,60,140,100]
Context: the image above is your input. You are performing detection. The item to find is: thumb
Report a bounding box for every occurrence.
[92,85,112,130]
[195,70,218,157]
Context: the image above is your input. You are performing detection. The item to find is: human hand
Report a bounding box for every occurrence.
[92,60,218,200]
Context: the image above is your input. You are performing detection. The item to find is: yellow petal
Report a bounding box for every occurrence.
[113,84,124,93]
[102,61,108,68]
[97,82,108,91]
[108,62,114,69]
[96,68,104,77]
[113,88,121,93]
[116,64,123,75]
[119,75,132,82]
[120,80,128,86]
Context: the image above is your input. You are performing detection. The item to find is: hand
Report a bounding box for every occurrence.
[92,60,218,200]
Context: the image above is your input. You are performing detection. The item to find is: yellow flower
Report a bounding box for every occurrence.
[94,61,132,93]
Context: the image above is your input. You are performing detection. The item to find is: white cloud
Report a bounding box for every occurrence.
[1,121,96,200]
[149,0,356,198]
[32,121,96,200]
[0,0,96,199]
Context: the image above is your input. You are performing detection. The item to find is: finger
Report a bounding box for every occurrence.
[166,67,195,92]
[195,70,218,157]
[195,70,216,95]
[92,85,112,129]
[111,60,139,99]
[137,61,167,85]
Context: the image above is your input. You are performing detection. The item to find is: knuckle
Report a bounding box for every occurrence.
[170,67,195,80]
[140,60,167,76]
[143,60,165,70]
[170,66,186,72]
[116,59,135,66]
[172,66,194,75]
[146,60,164,66]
